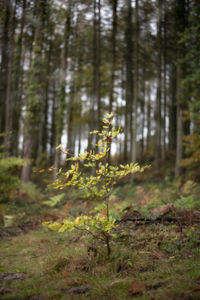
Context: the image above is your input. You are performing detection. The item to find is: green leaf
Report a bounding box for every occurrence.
[43,193,65,207]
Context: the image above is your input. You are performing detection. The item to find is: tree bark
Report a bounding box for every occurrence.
[169,63,177,153]
[155,0,162,167]
[174,0,189,178]
[11,0,26,156]
[21,1,45,182]
[131,0,139,163]
[146,83,151,152]
[0,0,10,144]
[54,0,72,176]
[175,64,184,178]
[124,0,133,162]
[109,0,117,113]
[4,0,16,155]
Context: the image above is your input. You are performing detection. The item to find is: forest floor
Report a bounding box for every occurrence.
[1,179,200,300]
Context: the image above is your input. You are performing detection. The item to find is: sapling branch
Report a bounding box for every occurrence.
[43,112,147,257]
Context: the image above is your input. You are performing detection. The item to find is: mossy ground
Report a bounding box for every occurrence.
[1,220,200,299]
[1,179,200,299]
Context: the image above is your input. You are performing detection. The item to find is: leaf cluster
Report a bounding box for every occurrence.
[52,113,146,202]
[44,113,148,255]
[43,214,116,238]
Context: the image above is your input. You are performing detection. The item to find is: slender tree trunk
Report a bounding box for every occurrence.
[78,125,82,155]
[97,0,101,133]
[21,1,44,182]
[124,0,133,162]
[37,2,52,166]
[49,81,57,165]
[174,0,189,178]
[146,83,151,152]
[131,0,139,163]
[108,0,117,161]
[109,0,117,113]
[175,64,184,178]
[87,0,101,152]
[162,56,167,160]
[94,0,101,145]
[12,0,26,156]
[54,1,71,176]
[155,0,162,167]
[141,68,146,156]
[169,63,177,153]
[0,0,10,145]
[4,0,17,155]
[66,78,75,160]
[162,0,167,160]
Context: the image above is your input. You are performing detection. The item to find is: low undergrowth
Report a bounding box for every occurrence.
[1,216,200,299]
[1,178,200,299]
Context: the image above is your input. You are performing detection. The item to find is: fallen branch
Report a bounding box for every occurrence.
[117,216,177,225]
[118,210,200,226]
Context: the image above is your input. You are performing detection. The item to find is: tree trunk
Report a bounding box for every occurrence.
[131,0,139,163]
[169,63,177,153]
[174,0,189,178]
[54,1,72,176]
[108,0,117,161]
[0,0,10,145]
[109,0,117,113]
[162,0,167,160]
[124,0,133,162]
[11,0,26,156]
[94,0,101,145]
[155,0,162,167]
[21,1,45,182]
[146,83,151,152]
[175,64,184,178]
[140,68,146,156]
[66,79,75,160]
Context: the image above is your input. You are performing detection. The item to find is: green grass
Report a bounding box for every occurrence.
[1,221,200,300]
[1,179,200,299]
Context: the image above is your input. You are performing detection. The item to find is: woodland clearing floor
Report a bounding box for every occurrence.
[0,220,200,300]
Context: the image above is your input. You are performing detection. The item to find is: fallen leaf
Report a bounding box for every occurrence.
[83,201,88,207]
[101,209,106,216]
[63,201,72,212]
[152,249,168,260]
[128,281,146,295]
[40,239,50,243]
[62,279,76,285]
[61,270,70,277]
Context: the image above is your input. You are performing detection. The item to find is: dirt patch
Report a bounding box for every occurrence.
[0,224,39,239]
[0,272,26,281]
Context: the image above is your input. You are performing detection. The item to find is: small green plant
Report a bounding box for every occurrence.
[0,155,27,202]
[174,195,196,210]
[43,193,66,207]
[43,113,147,256]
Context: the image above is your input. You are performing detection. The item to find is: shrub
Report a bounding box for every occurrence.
[0,155,27,202]
[43,113,148,256]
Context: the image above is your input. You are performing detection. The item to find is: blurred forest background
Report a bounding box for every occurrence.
[1,2,200,299]
[0,0,200,183]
